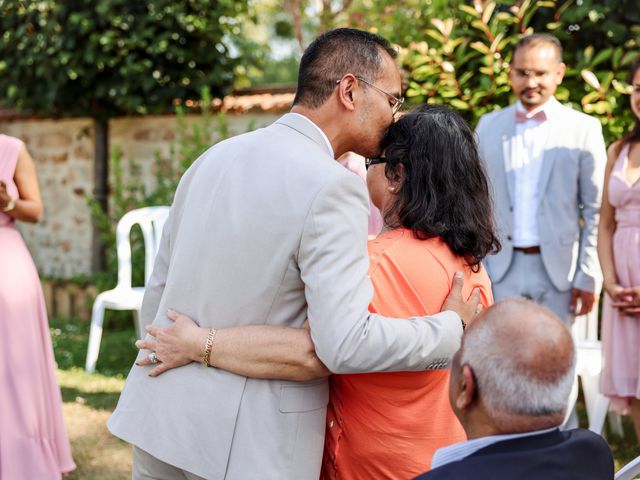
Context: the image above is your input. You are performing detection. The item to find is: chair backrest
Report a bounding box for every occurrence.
[616,455,640,480]
[115,206,170,289]
[572,309,599,342]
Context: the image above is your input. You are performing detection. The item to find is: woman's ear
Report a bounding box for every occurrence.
[392,162,405,184]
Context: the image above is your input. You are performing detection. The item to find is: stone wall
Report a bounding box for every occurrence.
[1,112,280,278]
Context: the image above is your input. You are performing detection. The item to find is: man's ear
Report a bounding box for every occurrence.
[336,75,357,112]
[454,364,477,411]
[555,62,566,85]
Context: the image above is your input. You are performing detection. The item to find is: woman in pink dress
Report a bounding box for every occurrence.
[0,134,75,478]
[598,59,640,442]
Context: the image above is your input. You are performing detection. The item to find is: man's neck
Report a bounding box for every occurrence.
[518,96,555,113]
[290,104,348,159]
[462,409,563,439]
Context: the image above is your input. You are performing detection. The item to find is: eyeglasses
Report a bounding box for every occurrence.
[511,68,552,82]
[365,156,387,170]
[336,76,404,115]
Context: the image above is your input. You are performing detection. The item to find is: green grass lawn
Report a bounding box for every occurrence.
[51,316,135,479]
[51,316,640,478]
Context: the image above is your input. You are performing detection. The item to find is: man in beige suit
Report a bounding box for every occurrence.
[109,29,471,479]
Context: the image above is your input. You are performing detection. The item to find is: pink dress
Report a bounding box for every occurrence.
[0,134,75,478]
[338,152,384,236]
[600,143,640,412]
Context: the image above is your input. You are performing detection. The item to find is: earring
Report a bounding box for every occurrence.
[389,186,397,193]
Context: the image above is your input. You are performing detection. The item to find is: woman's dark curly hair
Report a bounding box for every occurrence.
[380,103,501,271]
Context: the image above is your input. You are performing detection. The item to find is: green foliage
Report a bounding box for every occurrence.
[87,88,234,290]
[387,0,640,141]
[51,316,135,377]
[251,55,300,86]
[353,0,639,143]
[0,0,263,117]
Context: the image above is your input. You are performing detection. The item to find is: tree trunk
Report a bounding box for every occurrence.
[91,118,109,274]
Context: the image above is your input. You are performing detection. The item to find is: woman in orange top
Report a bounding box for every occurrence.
[142,104,499,478]
[321,105,495,478]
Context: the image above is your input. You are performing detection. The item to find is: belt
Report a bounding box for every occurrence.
[513,246,541,254]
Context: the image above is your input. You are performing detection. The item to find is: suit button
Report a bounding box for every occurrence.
[509,206,513,212]
[507,235,512,241]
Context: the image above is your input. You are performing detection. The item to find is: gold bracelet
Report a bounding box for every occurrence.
[202,328,216,368]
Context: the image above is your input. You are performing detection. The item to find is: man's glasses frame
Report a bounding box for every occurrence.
[335,76,404,115]
[365,156,387,170]
[510,68,553,82]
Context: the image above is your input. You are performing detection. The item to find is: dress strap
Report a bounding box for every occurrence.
[0,134,24,183]
[0,134,24,226]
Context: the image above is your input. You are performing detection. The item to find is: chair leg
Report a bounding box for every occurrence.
[85,300,106,373]
[562,374,580,428]
[582,370,610,435]
[133,308,143,340]
[608,412,625,438]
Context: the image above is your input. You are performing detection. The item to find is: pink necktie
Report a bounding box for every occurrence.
[515,109,547,123]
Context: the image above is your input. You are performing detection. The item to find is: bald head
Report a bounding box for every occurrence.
[457,298,575,431]
[478,299,575,387]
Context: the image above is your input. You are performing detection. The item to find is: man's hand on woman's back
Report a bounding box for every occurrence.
[442,272,482,328]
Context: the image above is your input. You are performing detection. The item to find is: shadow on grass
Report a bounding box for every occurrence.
[61,385,121,410]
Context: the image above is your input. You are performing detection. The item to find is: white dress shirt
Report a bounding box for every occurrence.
[430,426,559,469]
[509,97,559,247]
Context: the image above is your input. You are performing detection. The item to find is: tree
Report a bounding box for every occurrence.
[0,0,261,271]
[345,0,639,142]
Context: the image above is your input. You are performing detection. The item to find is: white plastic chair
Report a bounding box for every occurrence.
[616,455,640,480]
[574,340,611,435]
[562,312,614,435]
[565,312,624,437]
[85,206,170,373]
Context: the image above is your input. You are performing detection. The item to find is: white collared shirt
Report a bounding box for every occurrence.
[289,112,335,158]
[430,426,559,470]
[509,97,558,247]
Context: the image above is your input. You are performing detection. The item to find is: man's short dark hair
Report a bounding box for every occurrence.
[512,33,563,63]
[293,28,397,108]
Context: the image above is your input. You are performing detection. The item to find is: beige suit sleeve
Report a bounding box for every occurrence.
[298,173,463,374]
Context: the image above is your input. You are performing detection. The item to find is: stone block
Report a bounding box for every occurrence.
[54,285,72,318]
[41,279,54,316]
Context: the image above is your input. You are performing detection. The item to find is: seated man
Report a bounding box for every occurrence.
[415,298,614,480]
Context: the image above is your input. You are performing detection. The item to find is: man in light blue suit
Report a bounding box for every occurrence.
[476,34,606,324]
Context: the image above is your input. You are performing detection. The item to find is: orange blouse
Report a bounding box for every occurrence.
[321,229,493,479]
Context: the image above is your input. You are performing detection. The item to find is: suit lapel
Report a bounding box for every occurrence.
[275,113,334,158]
[536,115,560,202]
[500,107,517,206]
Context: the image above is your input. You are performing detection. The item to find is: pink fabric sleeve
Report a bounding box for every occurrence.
[0,134,24,186]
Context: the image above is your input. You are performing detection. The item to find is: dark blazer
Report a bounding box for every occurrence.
[414,428,613,480]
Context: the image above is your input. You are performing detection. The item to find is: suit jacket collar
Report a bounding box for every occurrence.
[275,113,335,158]
[534,99,565,199]
[470,428,563,458]
[499,104,517,206]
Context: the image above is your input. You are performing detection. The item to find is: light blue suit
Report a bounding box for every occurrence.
[476,101,606,320]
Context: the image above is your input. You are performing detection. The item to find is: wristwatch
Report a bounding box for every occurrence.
[2,195,16,212]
